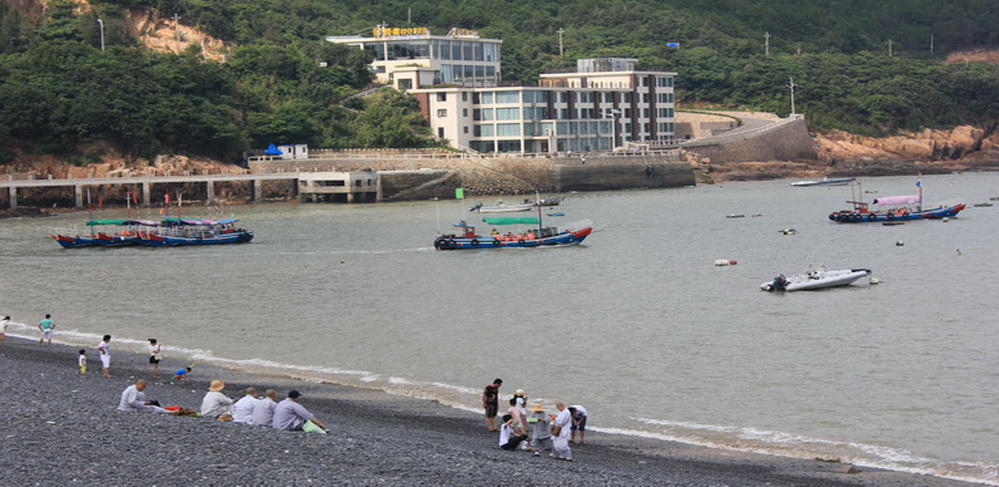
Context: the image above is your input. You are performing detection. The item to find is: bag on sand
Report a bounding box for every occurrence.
[550,425,562,436]
[302,420,327,435]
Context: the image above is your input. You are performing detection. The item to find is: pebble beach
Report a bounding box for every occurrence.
[0,337,978,486]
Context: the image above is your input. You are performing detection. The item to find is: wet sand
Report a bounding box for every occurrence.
[0,337,976,486]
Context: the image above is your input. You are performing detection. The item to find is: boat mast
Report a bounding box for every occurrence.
[535,191,543,232]
[916,176,923,212]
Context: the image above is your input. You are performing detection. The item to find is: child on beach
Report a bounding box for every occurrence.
[98,335,112,378]
[77,349,87,374]
[174,366,193,380]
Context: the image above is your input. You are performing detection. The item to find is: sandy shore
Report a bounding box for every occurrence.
[0,337,977,486]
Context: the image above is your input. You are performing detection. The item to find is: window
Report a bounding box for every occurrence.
[624,93,633,103]
[437,109,448,118]
[438,127,445,138]
[559,92,568,103]
[482,108,494,121]
[473,109,481,121]
[496,123,520,136]
[481,92,494,104]
[658,93,674,104]
[624,108,632,118]
[462,108,468,118]
[657,77,673,87]
[463,127,469,134]
[437,93,447,102]
[497,140,521,152]
[579,92,591,103]
[484,43,496,62]
[496,91,519,103]
[605,93,615,103]
[462,92,468,102]
[642,93,649,103]
[398,79,412,90]
[479,124,495,136]
[441,41,451,60]
[643,108,650,118]
[496,107,520,120]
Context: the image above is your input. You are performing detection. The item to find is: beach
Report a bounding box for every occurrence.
[0,337,976,486]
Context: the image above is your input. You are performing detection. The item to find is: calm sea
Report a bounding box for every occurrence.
[2,173,997,484]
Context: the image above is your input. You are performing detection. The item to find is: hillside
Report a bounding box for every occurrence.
[1,0,998,170]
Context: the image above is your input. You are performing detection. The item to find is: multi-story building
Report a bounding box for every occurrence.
[329,28,676,154]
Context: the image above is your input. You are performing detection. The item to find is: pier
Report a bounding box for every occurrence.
[0,171,381,209]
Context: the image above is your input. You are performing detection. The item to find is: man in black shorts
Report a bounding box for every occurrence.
[482,378,503,431]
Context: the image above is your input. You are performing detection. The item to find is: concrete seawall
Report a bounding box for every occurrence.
[681,117,817,163]
[252,155,694,200]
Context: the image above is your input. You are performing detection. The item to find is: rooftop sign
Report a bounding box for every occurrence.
[372,26,430,38]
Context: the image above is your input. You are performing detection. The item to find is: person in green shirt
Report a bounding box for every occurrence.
[38,314,55,345]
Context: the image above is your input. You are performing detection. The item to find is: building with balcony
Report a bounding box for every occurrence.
[330,28,676,154]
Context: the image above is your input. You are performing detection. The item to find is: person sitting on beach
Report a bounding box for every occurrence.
[272,390,329,433]
[498,414,528,450]
[232,387,260,424]
[527,403,554,456]
[118,379,175,414]
[174,366,192,380]
[251,389,279,427]
[200,380,234,420]
[568,404,588,444]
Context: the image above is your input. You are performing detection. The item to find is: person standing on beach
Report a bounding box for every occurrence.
[38,314,55,345]
[1,315,11,343]
[527,403,554,456]
[232,387,260,424]
[568,404,588,444]
[201,380,234,420]
[482,378,503,431]
[251,389,279,427]
[148,339,162,378]
[97,335,112,378]
[272,390,329,433]
[551,402,573,461]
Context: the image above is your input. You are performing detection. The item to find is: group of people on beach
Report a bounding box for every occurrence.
[483,378,588,462]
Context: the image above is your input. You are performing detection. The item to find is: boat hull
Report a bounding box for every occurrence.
[51,234,97,248]
[828,204,965,223]
[434,227,591,250]
[791,177,855,187]
[158,231,254,246]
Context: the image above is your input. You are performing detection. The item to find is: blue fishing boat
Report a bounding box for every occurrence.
[138,218,253,247]
[828,179,965,223]
[433,217,592,250]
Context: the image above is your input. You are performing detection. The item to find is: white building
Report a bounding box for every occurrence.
[330,28,675,154]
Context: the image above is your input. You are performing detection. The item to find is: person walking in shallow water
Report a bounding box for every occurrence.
[482,378,503,431]
[38,314,55,345]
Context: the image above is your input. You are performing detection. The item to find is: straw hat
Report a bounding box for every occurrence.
[515,389,526,395]
[529,403,545,412]
[209,380,225,392]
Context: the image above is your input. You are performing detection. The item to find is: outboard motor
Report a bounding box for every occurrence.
[767,274,788,292]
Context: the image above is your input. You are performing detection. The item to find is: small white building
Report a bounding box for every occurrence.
[276,144,309,160]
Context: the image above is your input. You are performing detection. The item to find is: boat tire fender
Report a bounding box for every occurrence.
[886,213,894,220]
[902,211,910,218]
[867,214,875,221]
[493,238,501,246]
[470,239,479,247]
[518,239,525,245]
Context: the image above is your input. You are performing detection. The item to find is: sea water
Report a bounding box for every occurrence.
[1,173,997,484]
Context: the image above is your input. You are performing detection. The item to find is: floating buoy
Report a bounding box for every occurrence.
[942,217,950,222]
[778,228,797,235]
[714,259,738,266]
[895,241,904,246]
[870,277,880,285]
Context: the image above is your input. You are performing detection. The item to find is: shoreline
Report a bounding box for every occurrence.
[0,337,979,486]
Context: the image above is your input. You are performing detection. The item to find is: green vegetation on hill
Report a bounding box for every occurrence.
[1,0,998,163]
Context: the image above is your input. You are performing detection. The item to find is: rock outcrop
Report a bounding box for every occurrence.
[814,126,997,164]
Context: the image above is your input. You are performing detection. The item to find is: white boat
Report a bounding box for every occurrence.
[761,267,872,292]
[790,177,855,187]
[469,201,534,213]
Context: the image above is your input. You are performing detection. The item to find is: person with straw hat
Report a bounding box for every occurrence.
[527,403,554,457]
[200,380,234,420]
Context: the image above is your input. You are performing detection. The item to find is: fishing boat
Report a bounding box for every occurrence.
[828,179,965,223]
[433,216,592,250]
[761,267,872,292]
[790,177,855,187]
[137,218,253,247]
[51,219,156,248]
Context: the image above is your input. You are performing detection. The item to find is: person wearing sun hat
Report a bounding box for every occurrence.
[527,402,554,457]
[200,380,234,419]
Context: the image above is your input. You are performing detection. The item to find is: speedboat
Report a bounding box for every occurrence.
[790,177,855,187]
[761,267,872,292]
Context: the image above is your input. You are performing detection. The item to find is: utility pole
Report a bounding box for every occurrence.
[408,7,411,24]
[930,34,934,54]
[788,76,798,116]
[887,39,894,57]
[557,28,565,57]
[764,31,771,56]
[97,17,105,51]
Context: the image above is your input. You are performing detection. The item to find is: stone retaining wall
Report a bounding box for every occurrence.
[683,118,817,163]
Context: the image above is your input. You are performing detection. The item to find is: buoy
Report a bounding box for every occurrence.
[942,217,950,222]
[726,214,745,219]
[778,228,797,235]
[895,241,904,246]
[729,260,738,265]
[870,277,880,285]
[713,259,731,266]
